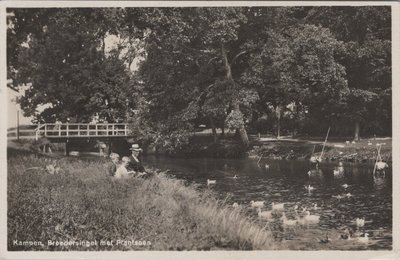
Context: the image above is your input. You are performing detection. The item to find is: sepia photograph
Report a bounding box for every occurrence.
[1,1,398,259]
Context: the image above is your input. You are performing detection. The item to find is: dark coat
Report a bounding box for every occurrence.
[127,155,145,172]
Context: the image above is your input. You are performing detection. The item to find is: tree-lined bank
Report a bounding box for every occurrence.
[7,7,391,153]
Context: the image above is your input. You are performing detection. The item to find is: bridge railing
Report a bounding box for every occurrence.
[35,123,130,139]
[7,129,38,140]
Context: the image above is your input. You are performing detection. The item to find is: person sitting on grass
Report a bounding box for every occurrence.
[107,153,120,177]
[127,144,149,178]
[115,156,135,179]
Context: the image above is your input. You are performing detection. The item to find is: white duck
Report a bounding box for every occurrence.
[357,233,369,243]
[272,202,285,211]
[345,193,353,198]
[257,208,273,220]
[312,203,320,210]
[356,217,365,228]
[265,164,270,170]
[341,184,349,189]
[305,185,315,192]
[333,168,340,175]
[233,175,238,179]
[250,200,265,208]
[333,194,344,200]
[232,202,239,208]
[207,179,216,185]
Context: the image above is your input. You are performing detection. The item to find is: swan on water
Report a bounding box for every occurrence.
[375,161,389,170]
[257,208,273,219]
[250,200,265,208]
[280,213,298,226]
[272,202,285,211]
[342,184,349,189]
[303,211,320,224]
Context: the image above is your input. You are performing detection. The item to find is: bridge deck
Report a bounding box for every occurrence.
[7,123,131,140]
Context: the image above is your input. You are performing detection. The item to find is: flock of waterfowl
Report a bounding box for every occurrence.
[206,159,383,245]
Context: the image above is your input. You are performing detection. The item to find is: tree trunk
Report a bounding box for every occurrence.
[221,125,225,138]
[209,116,218,143]
[354,120,360,141]
[221,44,249,147]
[277,116,281,139]
[276,105,281,139]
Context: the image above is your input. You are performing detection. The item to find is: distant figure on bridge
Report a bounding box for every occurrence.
[127,144,149,178]
[115,156,135,179]
[107,153,120,177]
[54,119,62,130]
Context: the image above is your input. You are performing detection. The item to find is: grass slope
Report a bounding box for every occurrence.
[7,148,275,251]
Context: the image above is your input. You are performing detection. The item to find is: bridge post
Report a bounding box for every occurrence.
[65,140,70,156]
[108,139,112,155]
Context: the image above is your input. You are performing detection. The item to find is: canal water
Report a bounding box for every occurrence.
[143,155,392,250]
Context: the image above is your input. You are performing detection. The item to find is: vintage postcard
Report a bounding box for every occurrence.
[1,1,398,260]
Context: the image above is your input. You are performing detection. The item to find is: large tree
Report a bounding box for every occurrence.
[138,7,267,147]
[7,8,136,123]
[305,6,391,138]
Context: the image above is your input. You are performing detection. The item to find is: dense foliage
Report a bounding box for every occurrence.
[7,6,391,149]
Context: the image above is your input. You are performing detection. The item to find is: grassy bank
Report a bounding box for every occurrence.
[7,147,275,251]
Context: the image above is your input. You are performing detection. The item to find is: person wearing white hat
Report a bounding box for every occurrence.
[127,144,146,176]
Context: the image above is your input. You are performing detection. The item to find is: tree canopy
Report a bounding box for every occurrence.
[7,6,392,148]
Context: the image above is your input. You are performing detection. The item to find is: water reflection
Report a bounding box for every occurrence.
[143,155,392,250]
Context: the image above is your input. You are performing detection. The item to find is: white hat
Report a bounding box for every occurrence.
[129,143,142,151]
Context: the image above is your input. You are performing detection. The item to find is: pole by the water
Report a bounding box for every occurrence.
[319,127,331,160]
[372,144,382,176]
